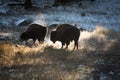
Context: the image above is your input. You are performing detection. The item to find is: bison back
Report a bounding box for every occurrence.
[20,23,47,41]
[27,24,46,31]
[56,24,80,41]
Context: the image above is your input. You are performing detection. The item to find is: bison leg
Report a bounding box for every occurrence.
[73,40,78,50]
[33,38,36,44]
[38,38,44,43]
[38,38,41,43]
[65,41,70,49]
[61,42,65,49]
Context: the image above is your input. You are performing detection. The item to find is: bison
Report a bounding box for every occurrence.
[20,23,47,44]
[50,24,84,50]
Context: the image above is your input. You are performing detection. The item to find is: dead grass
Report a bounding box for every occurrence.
[0,26,120,80]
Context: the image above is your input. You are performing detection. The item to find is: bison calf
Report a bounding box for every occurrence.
[20,23,47,44]
[50,24,81,50]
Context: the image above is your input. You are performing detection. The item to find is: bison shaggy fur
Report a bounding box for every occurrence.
[20,23,47,44]
[50,24,80,50]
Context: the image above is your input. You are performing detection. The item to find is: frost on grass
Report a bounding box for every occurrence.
[0,26,120,80]
[0,0,120,79]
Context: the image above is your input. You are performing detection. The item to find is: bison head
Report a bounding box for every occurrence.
[20,32,29,41]
[50,31,57,43]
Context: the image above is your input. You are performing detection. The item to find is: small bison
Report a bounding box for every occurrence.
[50,24,84,50]
[20,23,47,44]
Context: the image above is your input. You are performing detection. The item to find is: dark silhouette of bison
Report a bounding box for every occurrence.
[50,24,84,50]
[20,23,47,44]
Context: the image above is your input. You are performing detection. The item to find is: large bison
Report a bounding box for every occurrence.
[50,24,84,50]
[20,23,47,44]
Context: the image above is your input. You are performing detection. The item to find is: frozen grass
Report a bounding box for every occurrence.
[0,0,120,79]
[0,27,120,80]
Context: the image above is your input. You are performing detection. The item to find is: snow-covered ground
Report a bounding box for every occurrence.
[35,0,120,31]
[0,0,120,32]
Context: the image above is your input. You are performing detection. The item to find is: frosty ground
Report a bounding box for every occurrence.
[0,0,120,80]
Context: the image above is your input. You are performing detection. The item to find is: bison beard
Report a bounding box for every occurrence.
[50,24,80,50]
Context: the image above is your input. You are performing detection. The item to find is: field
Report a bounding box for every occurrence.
[0,0,120,80]
[0,26,120,80]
